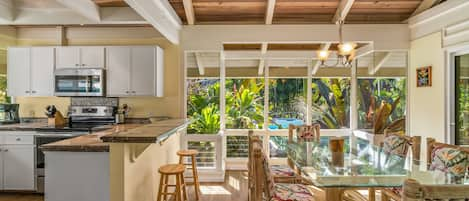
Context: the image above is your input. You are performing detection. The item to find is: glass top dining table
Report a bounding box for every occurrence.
[287,137,469,188]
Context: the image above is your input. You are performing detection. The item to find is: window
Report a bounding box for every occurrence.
[311,78,351,129]
[187,79,220,134]
[188,141,216,168]
[0,76,9,103]
[357,78,406,130]
[268,78,307,130]
[270,136,288,158]
[225,78,264,129]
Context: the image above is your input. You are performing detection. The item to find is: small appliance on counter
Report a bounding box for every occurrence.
[0,103,20,124]
[45,105,66,127]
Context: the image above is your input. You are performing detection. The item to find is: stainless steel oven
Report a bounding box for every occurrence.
[54,68,105,96]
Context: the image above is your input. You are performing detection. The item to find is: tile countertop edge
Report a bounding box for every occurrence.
[100,119,190,143]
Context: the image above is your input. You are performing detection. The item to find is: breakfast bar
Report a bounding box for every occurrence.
[40,119,189,201]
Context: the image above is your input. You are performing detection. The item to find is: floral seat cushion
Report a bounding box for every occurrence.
[383,135,409,156]
[430,147,468,177]
[270,183,315,201]
[270,165,296,177]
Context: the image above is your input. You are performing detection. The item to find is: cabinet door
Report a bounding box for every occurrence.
[30,47,55,96]
[106,47,131,97]
[7,47,31,96]
[130,47,155,96]
[80,47,105,68]
[3,145,35,190]
[56,47,80,68]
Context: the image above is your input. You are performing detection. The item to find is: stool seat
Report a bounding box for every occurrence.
[177,150,198,156]
[159,164,185,175]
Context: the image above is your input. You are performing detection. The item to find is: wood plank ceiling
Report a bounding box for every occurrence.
[168,0,437,25]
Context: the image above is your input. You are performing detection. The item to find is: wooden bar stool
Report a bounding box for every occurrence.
[177,150,201,201]
[157,164,188,201]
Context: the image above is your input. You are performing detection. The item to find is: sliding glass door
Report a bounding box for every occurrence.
[455,54,469,145]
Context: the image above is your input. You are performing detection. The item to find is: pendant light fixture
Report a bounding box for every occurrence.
[317,20,357,67]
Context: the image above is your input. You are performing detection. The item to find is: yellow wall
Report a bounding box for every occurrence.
[12,27,183,119]
[409,32,445,159]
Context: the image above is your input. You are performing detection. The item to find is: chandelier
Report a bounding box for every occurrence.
[316,20,357,67]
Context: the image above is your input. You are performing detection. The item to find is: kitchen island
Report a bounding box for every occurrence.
[40,119,189,201]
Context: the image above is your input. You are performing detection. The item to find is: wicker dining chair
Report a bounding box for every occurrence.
[402,178,469,201]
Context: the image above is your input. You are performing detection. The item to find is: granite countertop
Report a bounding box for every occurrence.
[0,122,48,131]
[100,119,189,143]
[40,124,144,152]
[41,119,189,152]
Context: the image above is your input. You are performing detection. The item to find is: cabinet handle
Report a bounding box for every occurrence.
[4,149,8,152]
[31,91,36,94]
[16,137,21,141]
[25,90,30,93]
[82,64,85,66]
[132,91,136,94]
[75,64,79,66]
[125,91,130,94]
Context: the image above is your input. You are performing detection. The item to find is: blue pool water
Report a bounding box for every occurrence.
[269,118,304,130]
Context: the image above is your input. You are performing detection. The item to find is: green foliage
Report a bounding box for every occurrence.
[0,76,10,103]
[269,79,307,120]
[187,79,220,134]
[311,78,350,129]
[225,79,264,129]
[357,78,406,129]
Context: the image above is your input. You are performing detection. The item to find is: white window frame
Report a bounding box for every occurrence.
[184,51,409,172]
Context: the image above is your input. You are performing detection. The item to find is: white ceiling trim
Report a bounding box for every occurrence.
[265,0,276,25]
[333,0,355,23]
[355,43,374,58]
[258,43,268,75]
[124,0,182,44]
[195,52,205,75]
[54,0,101,22]
[0,0,15,22]
[0,7,147,25]
[369,52,391,75]
[182,0,195,25]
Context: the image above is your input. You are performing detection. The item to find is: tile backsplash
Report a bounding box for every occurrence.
[71,97,118,107]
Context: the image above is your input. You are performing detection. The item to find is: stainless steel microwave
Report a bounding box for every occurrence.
[54,68,105,97]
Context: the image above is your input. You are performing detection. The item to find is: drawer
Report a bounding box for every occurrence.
[4,135,34,145]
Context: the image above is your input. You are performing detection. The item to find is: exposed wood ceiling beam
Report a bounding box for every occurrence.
[55,0,101,22]
[312,43,331,75]
[124,0,182,44]
[332,0,355,23]
[225,50,322,60]
[182,0,195,25]
[265,0,276,25]
[369,52,391,75]
[194,52,205,75]
[411,0,443,16]
[0,0,15,22]
[258,43,268,75]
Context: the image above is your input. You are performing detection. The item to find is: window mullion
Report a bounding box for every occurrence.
[307,61,313,124]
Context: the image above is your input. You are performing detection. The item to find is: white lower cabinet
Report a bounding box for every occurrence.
[3,145,35,190]
[0,133,35,191]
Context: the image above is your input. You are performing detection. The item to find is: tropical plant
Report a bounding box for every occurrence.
[311,78,350,129]
[357,78,406,132]
[187,79,220,134]
[225,79,264,129]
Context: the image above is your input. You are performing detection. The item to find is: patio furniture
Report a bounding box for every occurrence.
[287,136,469,201]
[251,139,316,201]
[248,130,297,184]
[177,149,201,201]
[157,164,188,201]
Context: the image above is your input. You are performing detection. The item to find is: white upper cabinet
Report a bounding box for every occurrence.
[7,47,55,97]
[56,46,104,68]
[106,46,164,97]
[131,47,155,96]
[7,48,31,97]
[80,47,105,68]
[30,47,55,96]
[106,47,131,97]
